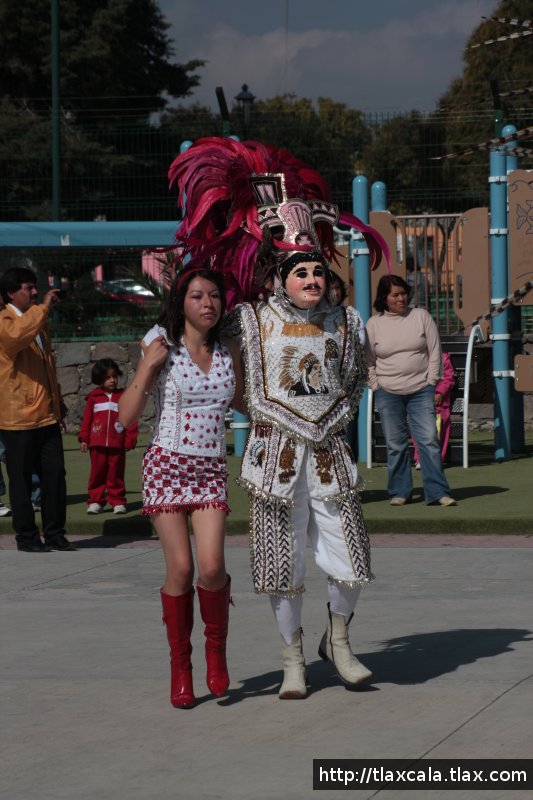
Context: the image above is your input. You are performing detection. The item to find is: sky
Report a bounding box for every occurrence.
[158,0,500,113]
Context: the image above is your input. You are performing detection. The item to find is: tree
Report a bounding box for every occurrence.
[0,0,204,221]
[437,0,533,207]
[0,0,203,118]
[0,97,133,221]
[159,104,223,153]
[231,94,371,209]
[360,111,448,214]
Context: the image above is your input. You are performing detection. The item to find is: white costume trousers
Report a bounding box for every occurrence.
[271,584,361,644]
[290,450,364,586]
[270,451,364,644]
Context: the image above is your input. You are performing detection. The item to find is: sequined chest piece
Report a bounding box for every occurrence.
[257,299,346,425]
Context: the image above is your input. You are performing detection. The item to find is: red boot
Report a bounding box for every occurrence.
[197,576,231,697]
[160,588,196,709]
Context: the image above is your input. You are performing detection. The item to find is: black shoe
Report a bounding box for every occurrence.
[47,536,78,551]
[17,540,51,553]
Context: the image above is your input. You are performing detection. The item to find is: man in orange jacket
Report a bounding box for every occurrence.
[0,267,75,552]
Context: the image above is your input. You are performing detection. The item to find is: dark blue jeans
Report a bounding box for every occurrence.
[374,385,452,503]
[0,424,66,545]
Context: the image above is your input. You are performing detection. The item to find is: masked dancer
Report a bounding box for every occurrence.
[168,138,389,698]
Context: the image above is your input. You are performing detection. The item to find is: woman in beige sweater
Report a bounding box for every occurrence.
[364,274,456,507]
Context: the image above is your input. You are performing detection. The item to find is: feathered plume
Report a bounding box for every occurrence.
[169,137,389,308]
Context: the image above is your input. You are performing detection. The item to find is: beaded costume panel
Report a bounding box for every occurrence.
[236,294,367,502]
[233,294,372,594]
[239,294,367,446]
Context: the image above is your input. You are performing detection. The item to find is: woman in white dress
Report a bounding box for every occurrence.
[119,265,243,709]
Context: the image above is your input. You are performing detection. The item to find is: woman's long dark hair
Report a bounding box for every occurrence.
[373,274,410,313]
[157,265,227,349]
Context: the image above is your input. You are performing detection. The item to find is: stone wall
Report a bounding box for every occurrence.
[55,341,155,433]
[55,340,533,434]
[468,400,533,431]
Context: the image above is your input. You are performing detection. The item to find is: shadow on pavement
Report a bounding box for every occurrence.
[216,669,286,705]
[362,485,509,504]
[67,493,92,506]
[216,628,533,702]
[74,516,155,547]
[450,485,508,500]
[67,496,144,512]
[359,627,532,684]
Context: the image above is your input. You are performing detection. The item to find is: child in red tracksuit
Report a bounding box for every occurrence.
[79,358,138,514]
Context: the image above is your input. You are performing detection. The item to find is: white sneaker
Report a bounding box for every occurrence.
[415,462,421,470]
[390,497,407,506]
[0,501,11,517]
[437,496,457,507]
[87,503,102,514]
[113,505,127,514]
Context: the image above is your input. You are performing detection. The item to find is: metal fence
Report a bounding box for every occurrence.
[2,105,532,341]
[2,236,530,343]
[2,107,532,221]
[0,246,168,341]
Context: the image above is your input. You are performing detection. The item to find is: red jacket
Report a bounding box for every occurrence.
[78,387,138,450]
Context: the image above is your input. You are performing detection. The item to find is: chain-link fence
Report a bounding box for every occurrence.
[0,246,168,341]
[2,107,532,221]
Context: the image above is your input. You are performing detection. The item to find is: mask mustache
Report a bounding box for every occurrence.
[303,282,320,291]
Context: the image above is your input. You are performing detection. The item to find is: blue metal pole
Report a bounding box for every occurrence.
[351,175,371,462]
[489,148,512,461]
[502,124,525,453]
[355,180,387,468]
[230,411,248,457]
[179,140,193,224]
[0,221,178,247]
[352,175,371,319]
[371,181,387,213]
[178,140,193,230]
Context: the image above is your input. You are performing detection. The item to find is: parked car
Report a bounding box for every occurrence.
[99,278,156,304]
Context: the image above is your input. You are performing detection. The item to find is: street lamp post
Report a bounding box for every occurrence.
[234,84,255,139]
[51,0,61,220]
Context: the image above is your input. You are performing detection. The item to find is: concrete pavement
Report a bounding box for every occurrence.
[1,535,532,800]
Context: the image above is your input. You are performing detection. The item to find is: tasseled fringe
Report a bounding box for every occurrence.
[141,501,230,516]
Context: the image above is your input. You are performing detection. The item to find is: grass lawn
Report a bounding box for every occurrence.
[1,432,531,537]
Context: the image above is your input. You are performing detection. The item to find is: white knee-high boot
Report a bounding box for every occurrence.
[318,583,372,686]
[270,595,308,699]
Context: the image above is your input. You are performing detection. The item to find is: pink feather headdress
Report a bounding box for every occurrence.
[169,136,389,308]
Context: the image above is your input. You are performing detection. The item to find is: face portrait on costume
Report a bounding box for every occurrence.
[288,353,329,397]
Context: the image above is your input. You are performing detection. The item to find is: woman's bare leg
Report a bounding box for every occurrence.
[191,506,227,590]
[153,511,194,596]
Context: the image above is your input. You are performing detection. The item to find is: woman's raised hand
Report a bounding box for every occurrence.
[141,336,169,370]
